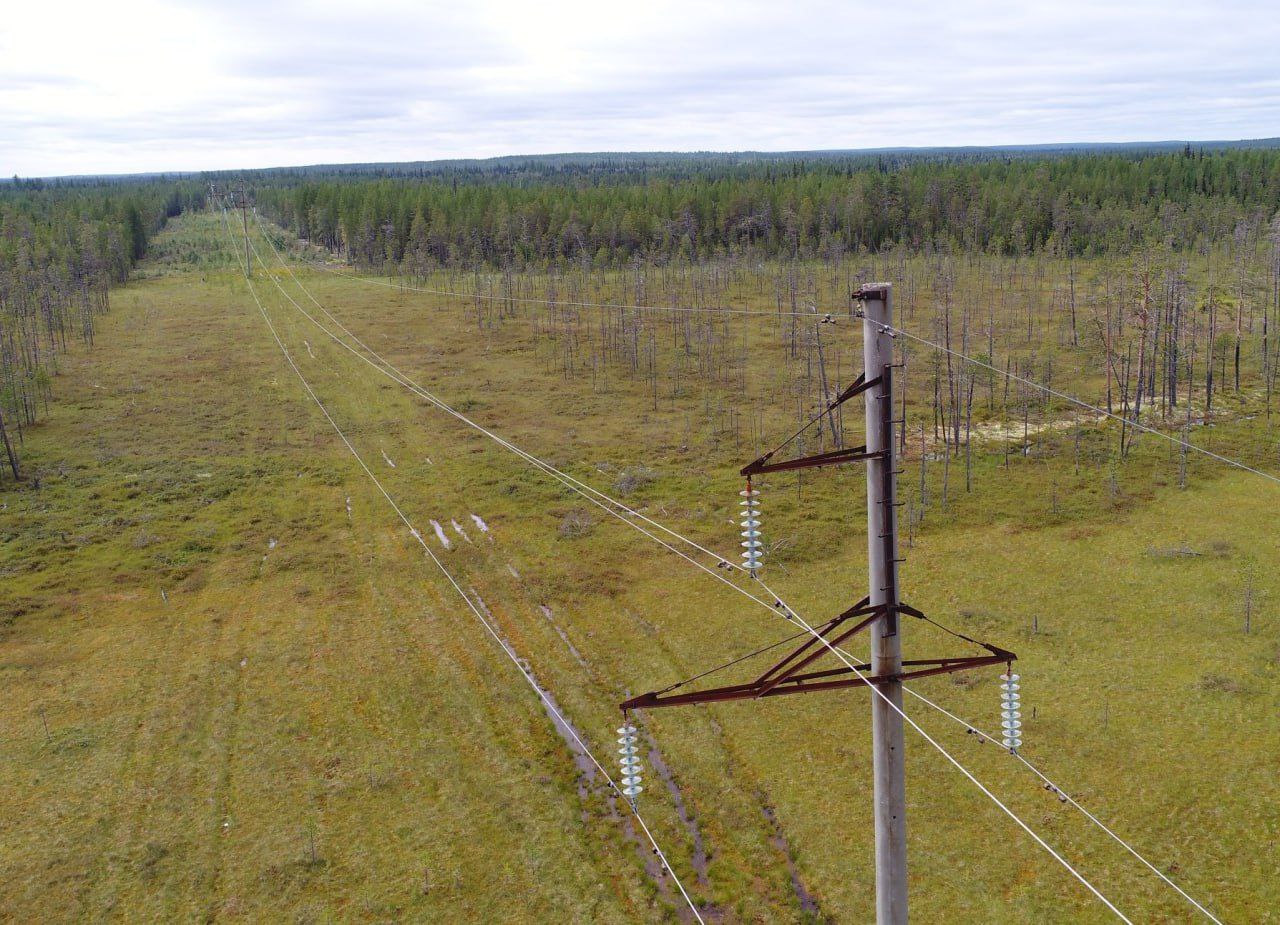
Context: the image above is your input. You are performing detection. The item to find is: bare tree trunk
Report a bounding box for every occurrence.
[0,402,18,480]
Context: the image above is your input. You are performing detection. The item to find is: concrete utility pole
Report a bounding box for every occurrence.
[862,283,908,924]
[622,281,1014,922]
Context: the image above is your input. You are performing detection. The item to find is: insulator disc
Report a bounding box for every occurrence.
[617,725,637,735]
[1000,674,1020,682]
[1002,739,1021,749]
[618,747,638,758]
[617,735,637,745]
[623,785,643,797]
[1001,710,1022,720]
[739,489,759,497]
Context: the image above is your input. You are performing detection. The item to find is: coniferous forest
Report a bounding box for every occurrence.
[251,147,1280,268]
[5,145,1280,486]
[0,181,203,476]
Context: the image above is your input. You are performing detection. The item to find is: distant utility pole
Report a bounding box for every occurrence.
[239,181,251,278]
[862,284,908,925]
[621,282,1015,925]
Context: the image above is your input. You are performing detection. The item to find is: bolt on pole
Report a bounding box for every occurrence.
[862,283,908,924]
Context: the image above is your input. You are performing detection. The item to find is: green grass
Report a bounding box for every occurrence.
[2,212,1276,922]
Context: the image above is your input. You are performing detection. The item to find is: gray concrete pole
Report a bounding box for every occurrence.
[861,283,908,925]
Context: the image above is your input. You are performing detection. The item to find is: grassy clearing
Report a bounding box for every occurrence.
[2,212,1276,922]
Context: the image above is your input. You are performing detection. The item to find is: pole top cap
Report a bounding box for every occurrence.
[852,283,892,302]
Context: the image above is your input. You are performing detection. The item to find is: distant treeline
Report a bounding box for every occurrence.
[252,148,1280,269]
[0,181,204,479]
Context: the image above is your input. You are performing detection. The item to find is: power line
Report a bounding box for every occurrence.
[246,214,1138,922]
[249,212,762,588]
[901,687,1225,925]
[268,234,821,319]
[869,314,1280,488]
[270,223,1280,495]
[750,574,1134,924]
[220,205,707,923]
[246,206,1226,921]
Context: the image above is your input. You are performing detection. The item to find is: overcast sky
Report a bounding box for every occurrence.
[3,0,1279,177]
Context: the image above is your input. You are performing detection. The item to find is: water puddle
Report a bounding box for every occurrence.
[644,730,711,889]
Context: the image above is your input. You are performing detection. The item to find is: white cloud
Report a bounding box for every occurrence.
[2,0,1278,176]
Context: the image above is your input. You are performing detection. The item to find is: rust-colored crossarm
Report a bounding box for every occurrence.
[622,671,894,710]
[741,445,882,477]
[620,592,1017,713]
[621,650,1018,710]
[896,652,1014,683]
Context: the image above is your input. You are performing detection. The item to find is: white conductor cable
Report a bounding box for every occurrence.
[222,210,706,923]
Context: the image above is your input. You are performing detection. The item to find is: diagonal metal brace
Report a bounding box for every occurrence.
[738,374,883,476]
[741,445,883,477]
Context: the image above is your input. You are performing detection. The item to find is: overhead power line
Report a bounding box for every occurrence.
[250,210,1229,921]
[284,245,819,318]
[902,687,1224,925]
[246,207,1227,922]
[245,214,1143,921]
[219,204,706,923]
[249,213,763,588]
[272,225,1280,496]
[750,573,1133,924]
[865,314,1280,489]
